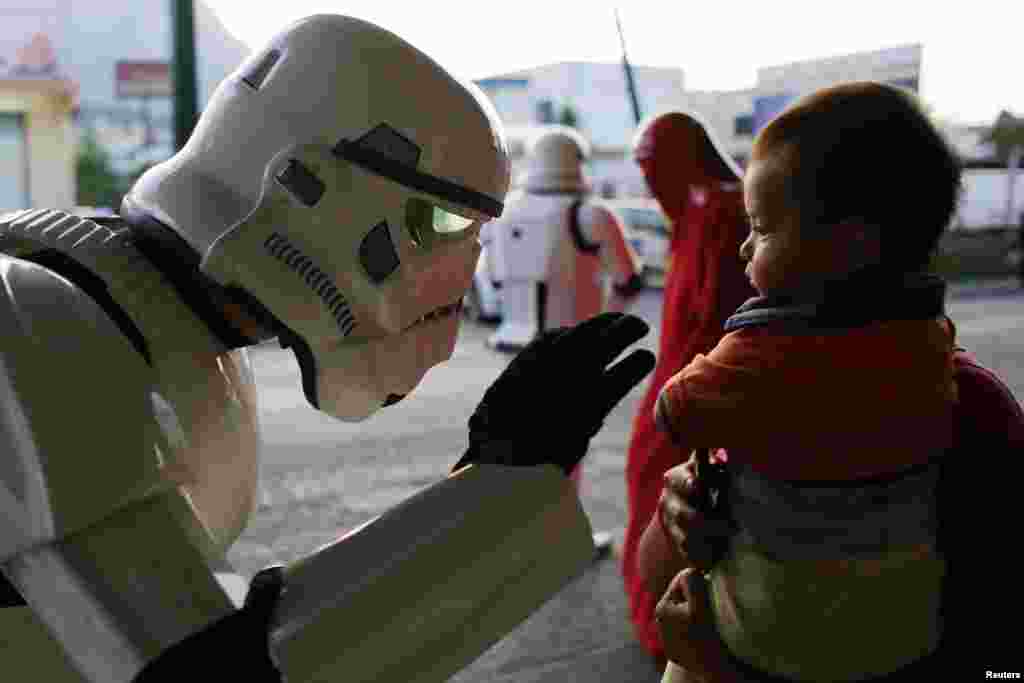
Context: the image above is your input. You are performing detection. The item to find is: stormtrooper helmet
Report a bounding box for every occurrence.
[521,125,590,193]
[122,14,510,421]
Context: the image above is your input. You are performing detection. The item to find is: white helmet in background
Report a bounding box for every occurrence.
[122,14,510,421]
[521,126,590,193]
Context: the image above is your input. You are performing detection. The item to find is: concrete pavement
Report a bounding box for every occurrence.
[229,285,1024,682]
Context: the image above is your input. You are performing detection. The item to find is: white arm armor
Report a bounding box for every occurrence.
[265,463,594,683]
[0,226,236,681]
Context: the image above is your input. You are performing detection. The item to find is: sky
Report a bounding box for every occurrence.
[206,0,1022,126]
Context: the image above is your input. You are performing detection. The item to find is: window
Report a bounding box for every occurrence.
[0,113,27,210]
[734,114,755,137]
[536,99,556,124]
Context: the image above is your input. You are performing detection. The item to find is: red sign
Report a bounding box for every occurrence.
[115,61,171,98]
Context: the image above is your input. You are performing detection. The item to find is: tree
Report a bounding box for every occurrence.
[558,103,579,129]
[983,112,1024,228]
[983,111,1024,166]
[75,129,123,210]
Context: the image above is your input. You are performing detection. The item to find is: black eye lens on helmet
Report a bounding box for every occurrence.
[359,221,401,283]
[276,159,325,208]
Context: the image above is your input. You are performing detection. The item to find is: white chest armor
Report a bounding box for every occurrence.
[0,209,261,681]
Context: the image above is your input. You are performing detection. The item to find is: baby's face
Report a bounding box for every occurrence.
[739,156,850,297]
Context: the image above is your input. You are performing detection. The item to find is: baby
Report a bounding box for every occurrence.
[646,81,962,682]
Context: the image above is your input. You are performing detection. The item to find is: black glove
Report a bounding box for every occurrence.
[132,566,285,682]
[454,312,656,476]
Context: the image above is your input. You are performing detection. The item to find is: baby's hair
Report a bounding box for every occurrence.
[752,81,962,271]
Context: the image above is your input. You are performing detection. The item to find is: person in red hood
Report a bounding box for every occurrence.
[620,111,755,667]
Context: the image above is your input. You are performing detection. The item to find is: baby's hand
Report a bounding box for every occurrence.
[659,453,733,574]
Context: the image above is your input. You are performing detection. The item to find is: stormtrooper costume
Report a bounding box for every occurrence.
[486,126,644,352]
[0,14,658,683]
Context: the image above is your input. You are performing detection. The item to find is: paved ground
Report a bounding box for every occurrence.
[228,282,1024,682]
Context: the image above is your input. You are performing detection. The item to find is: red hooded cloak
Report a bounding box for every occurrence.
[621,111,756,659]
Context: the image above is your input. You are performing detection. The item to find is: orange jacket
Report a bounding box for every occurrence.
[656,316,956,481]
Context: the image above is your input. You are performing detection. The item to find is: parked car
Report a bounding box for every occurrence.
[607,198,670,287]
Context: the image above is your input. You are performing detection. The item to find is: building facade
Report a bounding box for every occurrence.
[476,45,937,198]
[0,32,76,211]
[1,0,248,214]
[751,44,922,134]
[477,62,689,197]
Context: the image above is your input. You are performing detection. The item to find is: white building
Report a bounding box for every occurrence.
[476,62,689,197]
[476,45,936,198]
[1,32,76,211]
[675,88,757,167]
[751,44,922,132]
[1,0,248,198]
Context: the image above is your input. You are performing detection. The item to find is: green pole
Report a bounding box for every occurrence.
[171,0,199,151]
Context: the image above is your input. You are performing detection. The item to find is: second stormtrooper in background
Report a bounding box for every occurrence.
[484,126,645,352]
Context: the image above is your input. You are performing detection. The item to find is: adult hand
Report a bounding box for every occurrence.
[659,453,734,574]
[453,312,656,476]
[655,568,739,683]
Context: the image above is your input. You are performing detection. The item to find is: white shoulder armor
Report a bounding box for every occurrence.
[0,220,174,561]
[0,211,236,682]
[1,209,264,554]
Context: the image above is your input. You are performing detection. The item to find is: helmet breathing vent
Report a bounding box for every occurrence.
[264,232,355,335]
[241,48,281,90]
